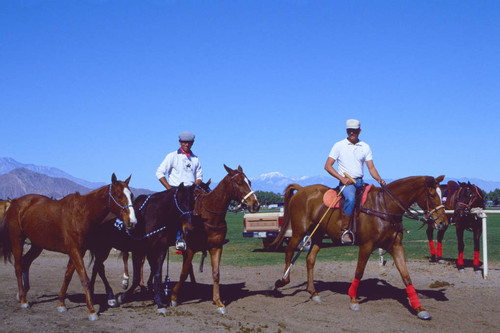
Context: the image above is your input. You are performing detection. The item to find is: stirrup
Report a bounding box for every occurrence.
[341,230,355,245]
[175,238,186,251]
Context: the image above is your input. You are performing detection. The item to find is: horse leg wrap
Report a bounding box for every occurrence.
[437,242,443,258]
[348,278,360,299]
[428,241,436,256]
[473,251,480,267]
[457,251,464,267]
[406,285,421,309]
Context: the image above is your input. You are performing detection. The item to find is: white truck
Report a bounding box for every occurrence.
[242,209,291,249]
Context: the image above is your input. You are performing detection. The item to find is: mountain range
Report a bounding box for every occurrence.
[249,172,500,194]
[0,157,499,199]
[0,157,153,199]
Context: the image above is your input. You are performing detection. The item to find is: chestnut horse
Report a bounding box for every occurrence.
[426,181,484,272]
[0,174,137,320]
[170,165,260,314]
[272,176,447,320]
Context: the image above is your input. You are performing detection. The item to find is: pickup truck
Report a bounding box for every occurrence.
[242,209,291,249]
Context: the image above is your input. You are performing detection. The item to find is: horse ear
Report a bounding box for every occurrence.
[224,164,234,174]
[179,182,185,189]
[111,173,117,184]
[436,175,445,183]
[207,179,212,186]
[125,174,132,185]
[237,165,243,172]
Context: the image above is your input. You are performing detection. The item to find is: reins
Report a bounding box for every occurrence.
[360,184,442,229]
[114,188,193,241]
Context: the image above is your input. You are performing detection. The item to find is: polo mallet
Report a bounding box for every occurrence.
[282,173,356,280]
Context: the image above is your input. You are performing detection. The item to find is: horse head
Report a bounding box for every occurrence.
[224,164,260,213]
[109,173,137,230]
[410,175,448,230]
[455,182,484,217]
[174,183,196,233]
[417,175,448,231]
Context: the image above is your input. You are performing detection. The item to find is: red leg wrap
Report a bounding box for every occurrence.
[406,285,421,309]
[473,251,480,266]
[437,242,443,258]
[348,278,360,298]
[428,240,436,256]
[457,252,464,266]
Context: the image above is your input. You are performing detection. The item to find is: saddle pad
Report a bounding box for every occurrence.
[322,184,373,208]
[323,189,341,208]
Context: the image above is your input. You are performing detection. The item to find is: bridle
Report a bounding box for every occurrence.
[361,183,445,227]
[229,172,256,212]
[108,183,134,217]
[196,172,256,215]
[455,185,483,215]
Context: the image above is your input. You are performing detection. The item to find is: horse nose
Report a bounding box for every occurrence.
[251,202,260,213]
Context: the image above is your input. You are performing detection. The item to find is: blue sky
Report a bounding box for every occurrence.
[1,0,499,191]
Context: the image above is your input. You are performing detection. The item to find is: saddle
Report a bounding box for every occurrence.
[323,184,373,209]
[323,184,373,242]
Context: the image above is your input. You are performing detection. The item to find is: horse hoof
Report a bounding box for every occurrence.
[311,295,322,303]
[117,293,125,305]
[350,302,361,311]
[20,302,30,309]
[458,268,465,273]
[157,307,168,314]
[216,306,227,315]
[16,293,20,301]
[474,270,482,275]
[121,281,129,290]
[57,306,67,312]
[417,310,432,320]
[108,299,118,307]
[438,259,446,264]
[88,313,99,321]
[170,300,177,308]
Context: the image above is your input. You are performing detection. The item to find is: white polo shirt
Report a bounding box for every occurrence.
[328,139,373,179]
[156,149,203,186]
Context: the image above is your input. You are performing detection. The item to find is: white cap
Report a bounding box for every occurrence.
[346,119,360,129]
[179,131,195,142]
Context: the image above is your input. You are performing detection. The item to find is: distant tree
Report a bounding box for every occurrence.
[485,188,500,206]
[255,191,283,206]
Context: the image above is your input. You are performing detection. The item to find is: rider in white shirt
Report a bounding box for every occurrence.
[156,131,203,250]
[324,119,385,245]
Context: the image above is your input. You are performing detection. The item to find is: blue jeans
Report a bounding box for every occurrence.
[341,178,364,217]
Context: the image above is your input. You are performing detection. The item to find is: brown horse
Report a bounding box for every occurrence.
[272,176,447,320]
[170,165,260,314]
[0,174,137,320]
[427,181,485,272]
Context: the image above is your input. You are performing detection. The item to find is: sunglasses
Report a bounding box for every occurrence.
[346,128,360,134]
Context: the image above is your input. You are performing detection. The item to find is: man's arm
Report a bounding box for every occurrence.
[159,177,172,190]
[324,157,353,186]
[366,160,386,185]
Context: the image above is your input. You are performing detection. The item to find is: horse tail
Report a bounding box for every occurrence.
[270,184,302,250]
[0,210,13,264]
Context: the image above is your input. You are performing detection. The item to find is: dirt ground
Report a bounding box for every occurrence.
[0,250,499,333]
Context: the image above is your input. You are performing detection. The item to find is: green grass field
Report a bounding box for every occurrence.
[178,210,500,267]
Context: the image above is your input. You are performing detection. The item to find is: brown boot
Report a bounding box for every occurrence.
[340,212,355,245]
